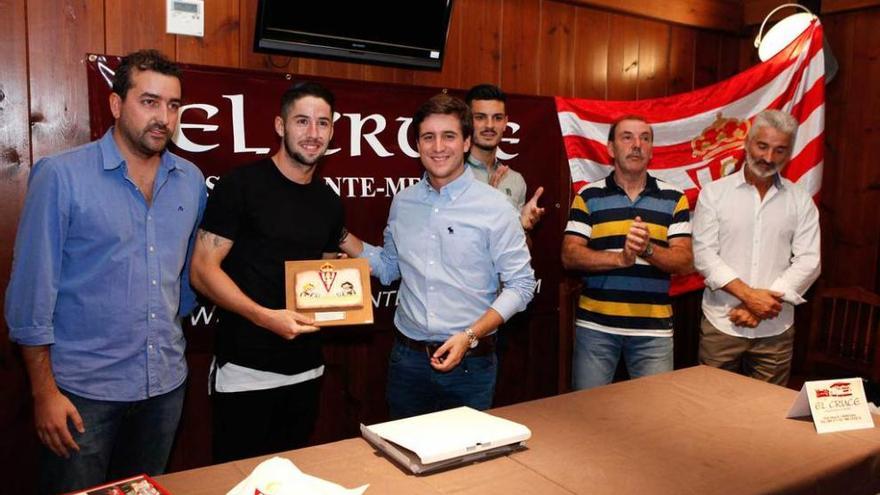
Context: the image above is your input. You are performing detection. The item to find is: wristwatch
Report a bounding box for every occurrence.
[464,328,479,349]
[641,242,654,258]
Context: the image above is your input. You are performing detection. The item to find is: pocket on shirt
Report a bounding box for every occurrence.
[440,225,486,269]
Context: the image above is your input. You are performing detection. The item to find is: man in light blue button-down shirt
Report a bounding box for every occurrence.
[340,94,535,418]
[5,50,205,494]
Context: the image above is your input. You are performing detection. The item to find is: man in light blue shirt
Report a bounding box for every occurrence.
[4,50,205,494]
[340,94,535,419]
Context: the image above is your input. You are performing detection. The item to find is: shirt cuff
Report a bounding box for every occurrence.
[491,290,527,322]
[703,265,739,292]
[9,326,55,346]
[769,279,807,305]
[359,242,382,271]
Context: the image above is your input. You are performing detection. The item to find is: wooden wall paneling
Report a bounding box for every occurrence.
[500,0,541,95]
[738,32,760,73]
[572,7,610,99]
[606,13,640,101]
[717,34,741,82]
[295,58,366,81]
[412,0,464,90]
[538,1,576,97]
[819,13,854,289]
[667,26,696,96]
[0,0,30,354]
[362,65,415,86]
[744,0,792,25]
[0,0,31,223]
[846,9,880,290]
[105,1,175,57]
[564,0,743,32]
[176,0,240,67]
[27,0,104,161]
[822,0,880,14]
[0,2,36,493]
[823,13,862,289]
[856,9,880,292]
[458,0,503,89]
[635,19,670,99]
[693,30,721,88]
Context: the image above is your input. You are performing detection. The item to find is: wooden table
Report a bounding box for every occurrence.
[157,366,880,494]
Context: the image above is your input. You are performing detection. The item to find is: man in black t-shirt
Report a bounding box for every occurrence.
[190,82,343,462]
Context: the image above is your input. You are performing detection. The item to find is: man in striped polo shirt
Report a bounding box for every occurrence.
[562,115,693,390]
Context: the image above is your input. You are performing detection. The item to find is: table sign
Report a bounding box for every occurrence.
[786,378,875,433]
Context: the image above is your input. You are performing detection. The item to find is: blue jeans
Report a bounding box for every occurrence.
[386,340,497,419]
[572,326,673,390]
[39,383,186,495]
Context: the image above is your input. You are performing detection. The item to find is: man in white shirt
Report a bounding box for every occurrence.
[692,109,820,385]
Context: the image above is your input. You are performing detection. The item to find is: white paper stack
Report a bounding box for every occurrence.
[226,456,368,495]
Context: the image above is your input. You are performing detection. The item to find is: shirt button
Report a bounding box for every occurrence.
[434,208,439,213]
[147,215,152,221]
[429,286,434,291]
[152,280,157,285]
[431,234,436,239]
[149,344,154,350]
[149,246,155,252]
[428,260,434,265]
[150,313,156,319]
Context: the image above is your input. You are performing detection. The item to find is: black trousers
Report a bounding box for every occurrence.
[211,377,321,463]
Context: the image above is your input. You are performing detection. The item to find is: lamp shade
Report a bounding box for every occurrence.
[758,12,816,61]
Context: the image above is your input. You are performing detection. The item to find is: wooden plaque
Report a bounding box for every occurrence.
[285,258,374,327]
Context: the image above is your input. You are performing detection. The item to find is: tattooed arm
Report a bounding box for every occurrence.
[190,229,317,339]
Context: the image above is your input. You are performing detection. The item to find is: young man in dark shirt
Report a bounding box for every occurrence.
[190,82,343,462]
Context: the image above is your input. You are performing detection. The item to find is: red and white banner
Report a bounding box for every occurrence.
[556,21,825,294]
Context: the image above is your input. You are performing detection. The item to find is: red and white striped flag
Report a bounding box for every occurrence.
[556,21,825,294]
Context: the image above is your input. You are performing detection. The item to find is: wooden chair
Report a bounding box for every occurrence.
[806,286,880,382]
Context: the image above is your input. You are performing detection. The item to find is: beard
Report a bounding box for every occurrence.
[745,153,784,178]
[283,136,326,167]
[119,118,170,157]
[473,130,501,152]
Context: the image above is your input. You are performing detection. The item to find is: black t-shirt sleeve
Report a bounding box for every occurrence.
[200,171,244,241]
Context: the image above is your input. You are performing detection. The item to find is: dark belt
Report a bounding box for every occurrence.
[395,330,496,358]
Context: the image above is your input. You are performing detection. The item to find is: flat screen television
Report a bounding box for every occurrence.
[253,1,455,70]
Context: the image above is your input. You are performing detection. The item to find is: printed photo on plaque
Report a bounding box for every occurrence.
[285,258,373,326]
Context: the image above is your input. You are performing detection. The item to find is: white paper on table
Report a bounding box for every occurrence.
[364,406,531,464]
[226,456,368,495]
[786,378,875,434]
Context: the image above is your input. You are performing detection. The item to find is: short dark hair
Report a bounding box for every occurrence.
[464,84,507,106]
[112,49,181,100]
[281,81,336,118]
[412,94,473,141]
[608,115,652,141]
